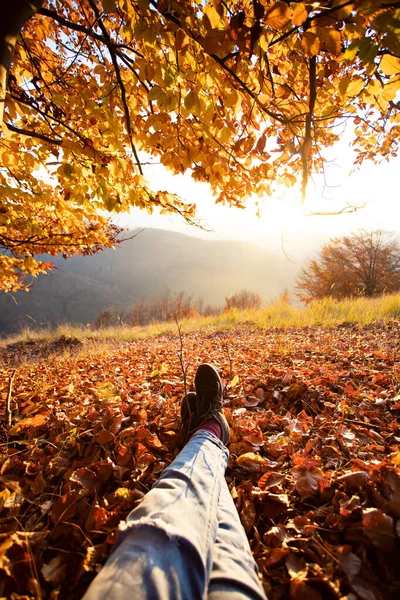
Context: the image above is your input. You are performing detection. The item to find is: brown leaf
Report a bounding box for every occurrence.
[240,497,256,534]
[85,504,109,532]
[261,547,290,567]
[286,553,307,578]
[9,413,48,435]
[70,467,98,490]
[31,471,46,494]
[41,556,67,586]
[258,472,285,489]
[237,452,276,471]
[336,470,370,488]
[289,516,316,536]
[51,491,79,523]
[93,429,115,444]
[362,508,395,551]
[290,580,325,600]
[292,466,327,499]
[338,545,362,579]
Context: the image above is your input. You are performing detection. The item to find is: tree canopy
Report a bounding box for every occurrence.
[1,0,400,291]
[296,229,400,302]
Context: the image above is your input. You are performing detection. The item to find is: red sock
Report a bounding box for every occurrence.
[196,418,222,440]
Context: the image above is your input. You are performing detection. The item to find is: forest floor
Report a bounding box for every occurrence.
[1,321,400,599]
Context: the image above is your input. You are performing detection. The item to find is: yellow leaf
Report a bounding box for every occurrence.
[390,451,400,465]
[292,3,308,27]
[380,54,400,76]
[114,487,134,502]
[382,78,400,101]
[346,79,364,97]
[184,91,201,115]
[231,374,240,387]
[219,126,232,142]
[150,369,160,378]
[344,40,359,61]
[301,31,320,56]
[205,4,222,28]
[0,488,11,511]
[148,86,163,101]
[279,172,297,187]
[316,27,342,55]
[236,452,271,470]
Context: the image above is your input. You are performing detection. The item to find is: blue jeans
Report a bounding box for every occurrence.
[83,430,267,600]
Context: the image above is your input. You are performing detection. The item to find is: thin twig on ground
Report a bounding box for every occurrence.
[5,370,17,428]
[218,333,233,397]
[174,314,188,396]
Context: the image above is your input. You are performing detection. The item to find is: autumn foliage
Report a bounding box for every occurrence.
[1,1,400,290]
[93,290,207,328]
[1,321,400,598]
[296,230,400,303]
[225,289,262,311]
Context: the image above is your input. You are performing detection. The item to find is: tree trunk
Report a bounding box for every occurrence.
[0,0,45,130]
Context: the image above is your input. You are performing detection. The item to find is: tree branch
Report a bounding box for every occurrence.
[268,1,355,50]
[9,91,90,145]
[5,121,62,144]
[38,7,107,45]
[148,0,288,125]
[86,0,143,175]
[301,55,317,202]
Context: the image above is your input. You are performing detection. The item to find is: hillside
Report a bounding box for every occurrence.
[1,319,399,599]
[0,228,301,335]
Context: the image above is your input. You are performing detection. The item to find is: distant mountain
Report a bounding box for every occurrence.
[0,228,304,335]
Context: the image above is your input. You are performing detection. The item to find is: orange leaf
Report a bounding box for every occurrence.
[292,3,308,27]
[265,2,291,29]
[9,413,48,435]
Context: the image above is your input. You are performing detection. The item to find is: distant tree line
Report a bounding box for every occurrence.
[92,289,263,329]
[92,230,400,329]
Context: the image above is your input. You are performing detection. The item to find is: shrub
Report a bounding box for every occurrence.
[224,290,262,311]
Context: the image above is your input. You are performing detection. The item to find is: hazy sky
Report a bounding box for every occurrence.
[116,134,400,252]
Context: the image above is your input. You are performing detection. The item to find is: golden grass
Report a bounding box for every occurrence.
[2,293,400,348]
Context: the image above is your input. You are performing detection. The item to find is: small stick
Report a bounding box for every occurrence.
[174,315,188,397]
[343,418,385,430]
[219,332,233,380]
[217,333,233,398]
[5,370,16,428]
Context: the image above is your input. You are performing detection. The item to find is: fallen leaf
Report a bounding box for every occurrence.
[362,508,395,551]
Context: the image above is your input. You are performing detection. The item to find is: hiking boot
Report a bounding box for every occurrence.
[180,364,230,445]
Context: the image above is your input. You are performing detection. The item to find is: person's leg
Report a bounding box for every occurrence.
[82,428,228,600]
[209,478,268,600]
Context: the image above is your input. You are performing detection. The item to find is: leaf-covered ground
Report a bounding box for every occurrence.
[1,322,400,599]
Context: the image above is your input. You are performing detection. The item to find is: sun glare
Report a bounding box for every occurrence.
[118,150,400,246]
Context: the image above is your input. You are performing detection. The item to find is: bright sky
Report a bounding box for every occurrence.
[115,134,400,253]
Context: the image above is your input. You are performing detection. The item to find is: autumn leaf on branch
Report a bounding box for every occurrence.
[1,0,399,289]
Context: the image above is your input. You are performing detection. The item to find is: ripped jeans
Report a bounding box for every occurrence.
[83,430,267,600]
